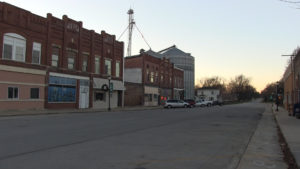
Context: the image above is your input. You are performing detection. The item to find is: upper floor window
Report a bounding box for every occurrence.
[51,46,59,67]
[95,56,100,74]
[116,61,120,78]
[82,54,88,72]
[32,42,41,64]
[2,33,26,62]
[67,50,76,70]
[105,59,111,76]
[150,72,154,83]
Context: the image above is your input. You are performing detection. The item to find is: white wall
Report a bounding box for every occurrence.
[196,89,220,101]
[124,68,142,84]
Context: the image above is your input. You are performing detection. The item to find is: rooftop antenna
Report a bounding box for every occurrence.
[118,9,152,57]
[127,9,135,57]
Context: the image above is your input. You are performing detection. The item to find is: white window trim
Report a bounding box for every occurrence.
[32,42,41,64]
[116,61,120,78]
[104,58,112,76]
[95,55,101,74]
[3,33,26,62]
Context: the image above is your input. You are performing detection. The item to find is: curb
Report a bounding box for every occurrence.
[0,106,163,117]
[272,106,299,169]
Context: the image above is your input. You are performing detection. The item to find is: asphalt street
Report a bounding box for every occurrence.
[0,102,264,169]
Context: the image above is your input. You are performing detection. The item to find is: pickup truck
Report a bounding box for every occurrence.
[195,100,214,107]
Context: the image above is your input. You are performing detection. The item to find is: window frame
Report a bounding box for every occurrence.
[116,61,120,78]
[30,88,40,99]
[7,87,19,99]
[95,56,101,74]
[51,46,60,67]
[104,59,112,76]
[2,33,26,62]
[32,42,41,64]
[94,91,106,102]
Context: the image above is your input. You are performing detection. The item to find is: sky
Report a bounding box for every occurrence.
[4,0,300,92]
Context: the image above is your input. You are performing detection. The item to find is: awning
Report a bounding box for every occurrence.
[93,78,125,91]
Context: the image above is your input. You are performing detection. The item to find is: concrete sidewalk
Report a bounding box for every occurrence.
[237,104,287,169]
[0,106,162,117]
[273,105,300,168]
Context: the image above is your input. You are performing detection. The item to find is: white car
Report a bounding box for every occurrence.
[164,100,189,108]
[195,100,213,107]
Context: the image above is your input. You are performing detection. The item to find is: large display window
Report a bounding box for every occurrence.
[48,76,76,102]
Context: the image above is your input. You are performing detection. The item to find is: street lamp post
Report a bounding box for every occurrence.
[108,76,111,111]
[276,81,279,111]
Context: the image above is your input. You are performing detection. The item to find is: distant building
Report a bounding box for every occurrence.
[195,87,220,101]
[158,45,195,99]
[124,50,184,106]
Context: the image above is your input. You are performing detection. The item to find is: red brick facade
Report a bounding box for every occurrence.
[124,52,184,105]
[0,2,124,110]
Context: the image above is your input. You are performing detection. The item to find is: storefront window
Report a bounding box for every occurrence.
[48,76,76,102]
[94,92,105,101]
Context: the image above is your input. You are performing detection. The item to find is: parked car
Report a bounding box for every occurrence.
[184,99,196,107]
[195,100,213,107]
[213,100,223,106]
[164,100,189,108]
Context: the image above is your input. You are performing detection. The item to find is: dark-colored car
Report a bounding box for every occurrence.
[184,99,196,108]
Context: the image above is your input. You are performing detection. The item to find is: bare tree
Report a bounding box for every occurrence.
[227,75,258,101]
[197,76,226,92]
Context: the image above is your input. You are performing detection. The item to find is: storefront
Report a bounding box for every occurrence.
[159,88,172,105]
[144,86,159,106]
[46,72,90,109]
[173,88,184,100]
[93,78,124,109]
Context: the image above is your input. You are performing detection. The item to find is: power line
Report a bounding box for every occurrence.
[134,24,151,50]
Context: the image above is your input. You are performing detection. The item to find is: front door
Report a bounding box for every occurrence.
[118,91,122,107]
[79,80,89,109]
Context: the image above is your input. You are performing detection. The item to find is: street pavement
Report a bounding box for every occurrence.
[273,104,300,168]
[0,101,270,169]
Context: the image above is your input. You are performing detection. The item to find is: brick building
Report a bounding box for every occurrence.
[0,2,124,110]
[124,50,184,106]
[282,50,300,112]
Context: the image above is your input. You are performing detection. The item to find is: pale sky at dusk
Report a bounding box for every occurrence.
[4,0,300,92]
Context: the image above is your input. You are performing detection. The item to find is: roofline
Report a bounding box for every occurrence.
[158,45,176,53]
